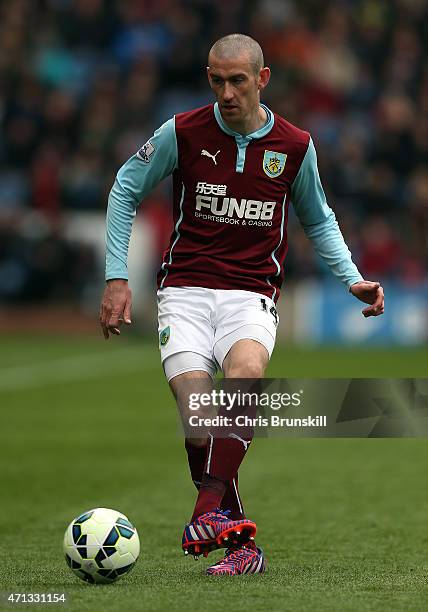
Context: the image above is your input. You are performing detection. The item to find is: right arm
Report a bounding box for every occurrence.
[100,117,178,339]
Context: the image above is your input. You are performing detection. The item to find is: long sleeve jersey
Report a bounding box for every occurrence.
[106,102,363,302]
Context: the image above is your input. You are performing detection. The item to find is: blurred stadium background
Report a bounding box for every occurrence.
[0,0,427,346]
[1,2,427,609]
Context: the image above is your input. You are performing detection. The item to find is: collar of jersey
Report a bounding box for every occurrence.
[213,102,274,140]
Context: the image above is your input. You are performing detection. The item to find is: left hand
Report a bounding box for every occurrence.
[350,280,385,317]
[99,279,133,339]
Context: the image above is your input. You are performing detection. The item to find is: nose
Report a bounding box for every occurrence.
[223,82,234,102]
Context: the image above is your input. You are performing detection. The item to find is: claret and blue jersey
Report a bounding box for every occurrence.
[106,102,362,302]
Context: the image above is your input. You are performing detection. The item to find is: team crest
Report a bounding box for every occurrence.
[159,326,170,347]
[263,150,287,178]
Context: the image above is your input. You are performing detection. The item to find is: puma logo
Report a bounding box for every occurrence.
[201,149,220,165]
[229,433,250,451]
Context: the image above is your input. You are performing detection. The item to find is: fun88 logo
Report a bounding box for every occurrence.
[195,194,276,221]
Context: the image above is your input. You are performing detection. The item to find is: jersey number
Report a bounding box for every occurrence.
[260,298,278,326]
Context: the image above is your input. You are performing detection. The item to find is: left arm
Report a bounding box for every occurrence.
[291,138,384,317]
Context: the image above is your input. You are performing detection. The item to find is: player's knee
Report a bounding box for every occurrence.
[225,360,265,378]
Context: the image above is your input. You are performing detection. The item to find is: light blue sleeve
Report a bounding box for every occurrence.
[105,117,178,280]
[291,138,363,289]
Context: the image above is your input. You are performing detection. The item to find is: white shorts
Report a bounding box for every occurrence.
[157,286,279,381]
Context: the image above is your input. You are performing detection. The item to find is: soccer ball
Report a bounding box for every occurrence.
[63,508,140,584]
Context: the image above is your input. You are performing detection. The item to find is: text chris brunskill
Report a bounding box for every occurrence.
[188,415,327,428]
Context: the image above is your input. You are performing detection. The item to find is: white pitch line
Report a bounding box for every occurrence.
[0,346,156,392]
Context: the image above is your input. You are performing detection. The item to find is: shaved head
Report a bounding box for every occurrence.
[209,34,264,75]
[207,33,270,134]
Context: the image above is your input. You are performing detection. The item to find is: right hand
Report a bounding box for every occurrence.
[99,279,133,339]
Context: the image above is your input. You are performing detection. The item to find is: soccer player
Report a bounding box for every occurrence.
[99,34,384,576]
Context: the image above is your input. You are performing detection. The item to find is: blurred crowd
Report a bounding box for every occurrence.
[0,0,427,302]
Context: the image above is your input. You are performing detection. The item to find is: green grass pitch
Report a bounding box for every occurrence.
[0,336,427,611]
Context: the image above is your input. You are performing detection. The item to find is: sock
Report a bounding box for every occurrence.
[185,440,244,519]
[191,433,252,520]
[185,440,207,489]
[189,379,257,521]
[191,473,227,521]
[221,473,245,519]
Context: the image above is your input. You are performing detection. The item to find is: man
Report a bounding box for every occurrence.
[100,34,384,576]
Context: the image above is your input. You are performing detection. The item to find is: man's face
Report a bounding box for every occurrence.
[207,53,266,126]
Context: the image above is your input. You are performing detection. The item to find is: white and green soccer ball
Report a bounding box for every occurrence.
[63,508,140,584]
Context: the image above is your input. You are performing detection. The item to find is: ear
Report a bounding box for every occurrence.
[206,66,213,88]
[258,67,271,92]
